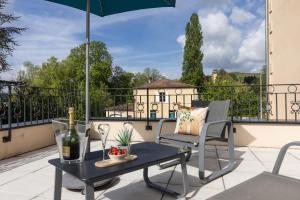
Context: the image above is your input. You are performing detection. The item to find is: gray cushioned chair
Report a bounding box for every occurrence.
[156,100,235,183]
[208,141,300,200]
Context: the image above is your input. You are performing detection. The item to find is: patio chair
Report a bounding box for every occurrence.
[208,141,300,200]
[156,100,235,183]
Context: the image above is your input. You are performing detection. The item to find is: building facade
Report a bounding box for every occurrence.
[267,0,300,121]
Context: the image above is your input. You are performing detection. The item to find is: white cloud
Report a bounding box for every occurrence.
[229,7,256,25]
[233,21,265,70]
[200,11,242,70]
[176,6,265,73]
[8,13,83,68]
[176,35,186,48]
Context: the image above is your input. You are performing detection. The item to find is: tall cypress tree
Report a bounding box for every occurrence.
[0,0,25,71]
[181,13,204,87]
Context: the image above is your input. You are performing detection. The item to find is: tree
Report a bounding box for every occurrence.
[109,66,134,89]
[132,67,165,87]
[181,13,204,87]
[16,61,38,83]
[62,41,113,89]
[18,41,114,119]
[0,0,25,71]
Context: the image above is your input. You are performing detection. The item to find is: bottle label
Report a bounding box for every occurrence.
[63,146,70,158]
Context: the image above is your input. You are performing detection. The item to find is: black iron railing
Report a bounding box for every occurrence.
[1,81,300,142]
[89,84,300,125]
[0,80,81,142]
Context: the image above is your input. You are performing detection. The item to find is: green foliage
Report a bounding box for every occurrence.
[132,67,165,87]
[109,66,134,89]
[0,0,25,71]
[116,128,132,146]
[181,13,204,87]
[17,61,39,83]
[17,41,113,119]
[204,69,261,118]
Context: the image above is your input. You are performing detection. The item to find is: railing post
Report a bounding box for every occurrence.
[145,88,152,130]
[3,85,12,143]
[230,86,234,121]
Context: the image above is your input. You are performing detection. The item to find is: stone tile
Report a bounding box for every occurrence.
[3,144,300,200]
[0,171,52,197]
[99,180,164,200]
[288,149,300,160]
[249,147,281,162]
[0,191,32,200]
[163,184,225,200]
[217,147,257,161]
[220,159,266,173]
[32,197,51,200]
[222,171,262,190]
[41,186,87,200]
[170,158,223,188]
[0,170,26,186]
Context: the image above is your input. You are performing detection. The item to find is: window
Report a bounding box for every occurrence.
[159,92,166,102]
[150,110,157,119]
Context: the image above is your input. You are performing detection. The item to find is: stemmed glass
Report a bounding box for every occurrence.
[123,122,133,156]
[98,123,110,161]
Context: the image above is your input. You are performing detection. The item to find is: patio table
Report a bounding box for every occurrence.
[48,142,189,200]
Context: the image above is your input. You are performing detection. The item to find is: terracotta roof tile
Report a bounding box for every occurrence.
[137,79,196,89]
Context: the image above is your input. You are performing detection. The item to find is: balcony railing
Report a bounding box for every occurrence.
[1,81,300,142]
[90,84,300,125]
[0,80,81,142]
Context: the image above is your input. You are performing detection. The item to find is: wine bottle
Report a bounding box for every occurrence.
[62,107,80,160]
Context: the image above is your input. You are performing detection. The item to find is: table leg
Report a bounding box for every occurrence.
[179,154,189,198]
[54,168,62,200]
[143,155,189,199]
[85,183,95,200]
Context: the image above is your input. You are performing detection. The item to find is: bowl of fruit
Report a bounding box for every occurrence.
[108,147,128,161]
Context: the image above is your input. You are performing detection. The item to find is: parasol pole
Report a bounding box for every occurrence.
[85,0,90,126]
[85,0,91,153]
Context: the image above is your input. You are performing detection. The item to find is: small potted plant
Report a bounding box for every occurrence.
[115,127,132,156]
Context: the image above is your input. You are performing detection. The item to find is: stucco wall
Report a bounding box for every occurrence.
[1,120,300,160]
[0,124,55,160]
[268,0,300,85]
[91,120,300,148]
[267,0,300,121]
[234,123,300,148]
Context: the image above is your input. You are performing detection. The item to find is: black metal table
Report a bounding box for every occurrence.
[49,142,189,200]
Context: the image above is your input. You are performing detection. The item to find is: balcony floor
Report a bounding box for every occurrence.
[1,141,300,200]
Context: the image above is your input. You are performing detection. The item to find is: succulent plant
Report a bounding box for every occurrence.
[116,127,132,146]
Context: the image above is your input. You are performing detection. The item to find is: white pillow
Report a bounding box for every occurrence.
[174,107,208,136]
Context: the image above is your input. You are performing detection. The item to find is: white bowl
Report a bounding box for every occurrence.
[108,153,127,161]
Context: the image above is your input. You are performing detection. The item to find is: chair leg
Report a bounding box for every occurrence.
[185,148,192,161]
[199,122,236,184]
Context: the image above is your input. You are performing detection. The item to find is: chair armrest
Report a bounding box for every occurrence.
[204,120,232,128]
[156,118,176,143]
[272,141,300,174]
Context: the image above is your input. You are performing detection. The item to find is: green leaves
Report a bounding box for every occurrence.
[181,13,204,87]
[116,128,132,146]
[0,0,25,72]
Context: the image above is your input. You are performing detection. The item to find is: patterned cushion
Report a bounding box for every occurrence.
[174,106,208,136]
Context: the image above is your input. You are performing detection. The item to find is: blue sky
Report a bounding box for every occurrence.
[3,0,265,80]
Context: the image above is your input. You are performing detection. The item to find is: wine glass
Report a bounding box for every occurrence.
[98,123,110,161]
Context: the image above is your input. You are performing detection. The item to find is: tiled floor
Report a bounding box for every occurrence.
[1,141,300,200]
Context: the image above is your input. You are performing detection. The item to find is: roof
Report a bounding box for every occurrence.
[137,79,196,89]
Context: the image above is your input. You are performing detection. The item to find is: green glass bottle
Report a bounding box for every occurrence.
[62,107,80,160]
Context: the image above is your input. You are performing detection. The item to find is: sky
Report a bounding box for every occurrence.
[2,0,266,80]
